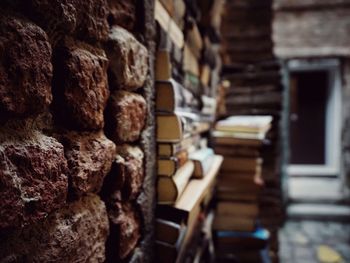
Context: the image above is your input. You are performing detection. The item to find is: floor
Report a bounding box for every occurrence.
[279,220,350,263]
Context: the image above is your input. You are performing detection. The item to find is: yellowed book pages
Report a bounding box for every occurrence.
[156,114,183,142]
[155,0,184,49]
[155,50,172,81]
[183,45,199,76]
[157,161,194,204]
[175,155,223,226]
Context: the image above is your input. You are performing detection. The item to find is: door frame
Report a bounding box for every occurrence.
[285,58,342,177]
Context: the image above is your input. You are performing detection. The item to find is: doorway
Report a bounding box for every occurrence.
[285,59,343,202]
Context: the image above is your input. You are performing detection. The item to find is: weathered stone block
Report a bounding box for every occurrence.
[106,26,148,90]
[105,91,147,143]
[106,201,141,260]
[57,131,116,198]
[53,40,109,131]
[102,145,144,201]
[0,194,109,263]
[107,0,137,31]
[0,128,68,230]
[12,0,109,43]
[0,14,52,120]
[273,8,350,58]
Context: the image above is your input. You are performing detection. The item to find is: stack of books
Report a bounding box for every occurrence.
[154,0,224,262]
[219,1,285,261]
[212,115,273,262]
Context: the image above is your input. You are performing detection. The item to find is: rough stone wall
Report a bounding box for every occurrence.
[0,1,155,262]
[273,0,350,58]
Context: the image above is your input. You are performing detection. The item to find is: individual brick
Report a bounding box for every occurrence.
[106,26,149,90]
[105,91,147,143]
[101,144,144,201]
[76,0,109,42]
[10,0,109,43]
[52,40,109,131]
[58,131,117,198]
[0,14,52,120]
[0,194,109,263]
[106,202,141,260]
[107,0,137,31]
[0,128,68,230]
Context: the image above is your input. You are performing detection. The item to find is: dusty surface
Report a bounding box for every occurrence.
[0,14,52,120]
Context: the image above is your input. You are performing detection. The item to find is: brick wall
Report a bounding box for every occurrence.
[0,1,156,262]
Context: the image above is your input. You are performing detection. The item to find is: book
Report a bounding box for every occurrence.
[155,241,178,263]
[200,64,211,87]
[213,215,256,232]
[216,202,259,218]
[214,227,270,250]
[156,79,197,112]
[156,113,188,142]
[215,115,272,134]
[158,0,185,29]
[155,50,172,81]
[157,156,223,262]
[158,150,189,176]
[189,147,215,178]
[214,145,260,157]
[185,17,203,59]
[212,130,267,140]
[155,218,187,245]
[216,191,259,202]
[157,155,223,226]
[158,135,200,157]
[217,170,263,188]
[157,161,195,204]
[212,133,265,147]
[155,0,184,49]
[221,157,262,173]
[183,44,199,77]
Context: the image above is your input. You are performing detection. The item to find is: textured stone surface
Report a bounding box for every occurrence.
[102,145,144,201]
[0,127,68,230]
[274,0,350,10]
[279,220,350,263]
[57,131,116,198]
[53,40,109,131]
[106,202,141,260]
[12,0,109,43]
[133,1,157,261]
[106,26,148,90]
[273,8,350,58]
[105,91,147,143]
[0,14,52,120]
[107,0,136,31]
[0,194,109,263]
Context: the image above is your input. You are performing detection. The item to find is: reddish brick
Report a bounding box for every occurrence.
[106,201,141,260]
[107,0,137,31]
[58,131,117,198]
[0,14,52,120]
[0,128,68,229]
[105,91,147,143]
[106,26,148,90]
[102,144,144,201]
[0,194,109,262]
[53,40,109,131]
